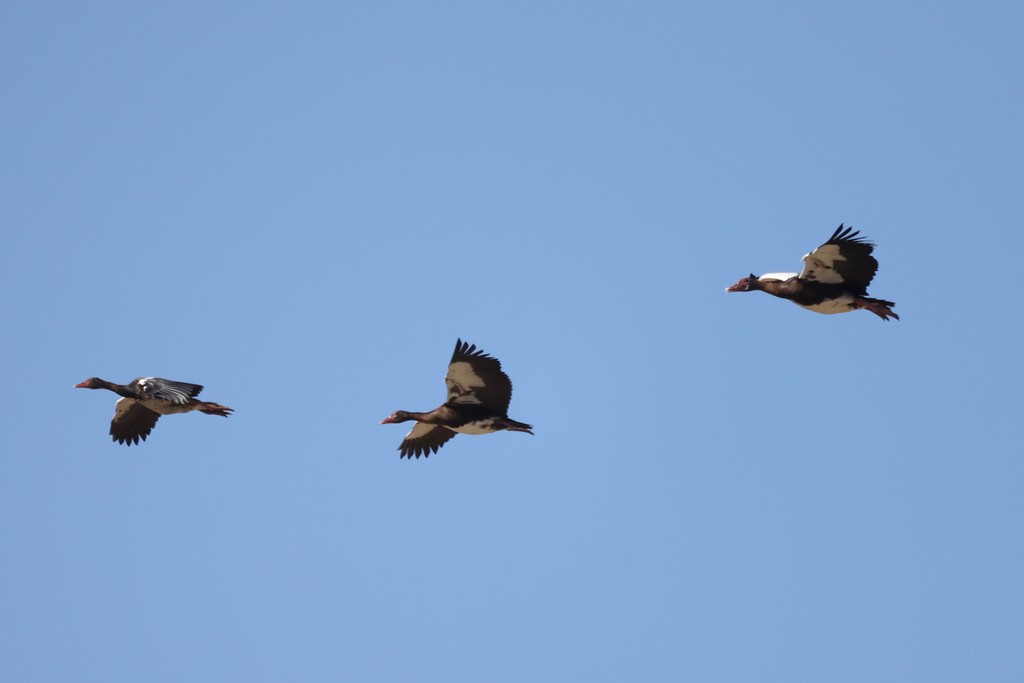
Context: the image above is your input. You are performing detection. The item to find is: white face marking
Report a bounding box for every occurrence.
[798,295,855,314]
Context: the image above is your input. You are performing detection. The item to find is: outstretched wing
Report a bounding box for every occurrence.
[398,422,457,459]
[444,339,513,414]
[136,377,204,404]
[110,398,161,446]
[799,224,879,294]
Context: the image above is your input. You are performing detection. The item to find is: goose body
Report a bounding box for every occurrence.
[726,224,899,321]
[381,339,533,458]
[75,376,233,445]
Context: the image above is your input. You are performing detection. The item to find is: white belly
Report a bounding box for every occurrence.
[139,398,195,415]
[450,420,500,435]
[798,296,855,315]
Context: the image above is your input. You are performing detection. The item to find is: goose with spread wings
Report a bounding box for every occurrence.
[381,339,534,458]
[726,224,899,320]
[75,377,233,445]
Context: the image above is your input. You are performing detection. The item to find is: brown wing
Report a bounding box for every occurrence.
[799,224,879,294]
[398,421,457,459]
[110,398,160,446]
[444,339,513,414]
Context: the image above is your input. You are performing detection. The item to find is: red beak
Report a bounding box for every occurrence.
[725,278,752,292]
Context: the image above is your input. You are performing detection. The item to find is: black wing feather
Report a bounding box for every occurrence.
[110,399,161,446]
[446,339,514,414]
[804,224,881,294]
[131,378,204,403]
[399,423,458,459]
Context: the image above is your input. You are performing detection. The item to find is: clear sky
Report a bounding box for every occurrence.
[3,1,1023,681]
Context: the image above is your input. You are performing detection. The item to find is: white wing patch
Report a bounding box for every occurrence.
[445,361,488,400]
[800,244,847,284]
[404,421,453,441]
[113,397,138,420]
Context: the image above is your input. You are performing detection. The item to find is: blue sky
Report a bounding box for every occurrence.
[3,1,1023,681]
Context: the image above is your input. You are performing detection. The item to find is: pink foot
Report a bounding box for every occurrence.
[855,298,899,321]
